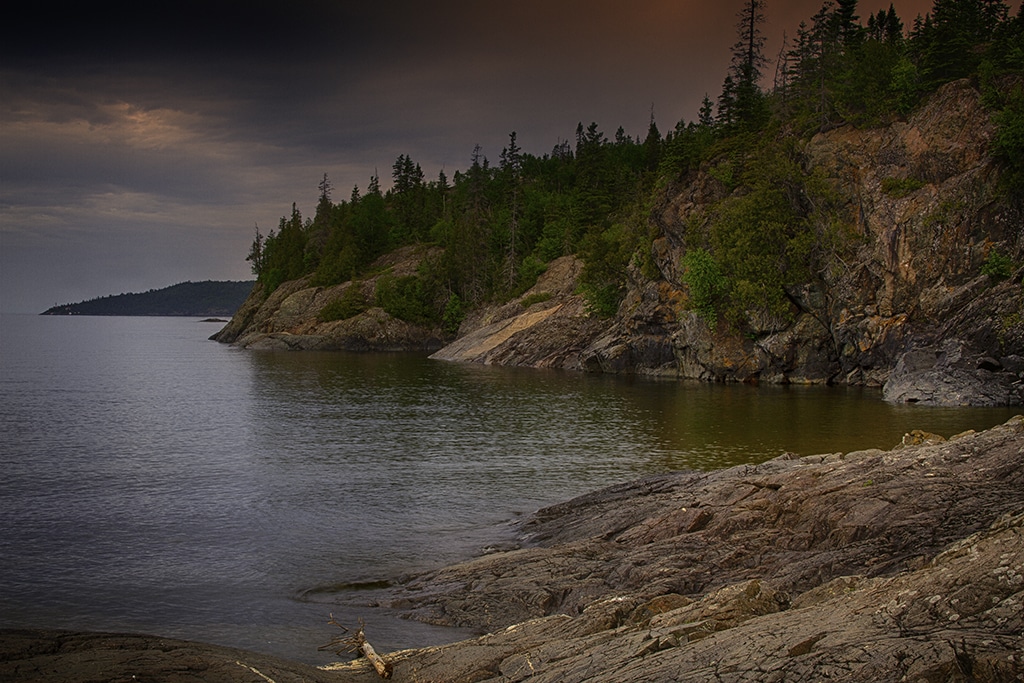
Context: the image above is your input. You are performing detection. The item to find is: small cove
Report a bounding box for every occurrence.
[1,314,1018,664]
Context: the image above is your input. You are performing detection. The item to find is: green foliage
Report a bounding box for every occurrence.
[992,85,1024,196]
[520,291,553,308]
[441,293,466,335]
[516,256,548,294]
[577,223,632,318]
[881,176,926,197]
[580,283,623,318]
[318,284,369,322]
[258,204,308,294]
[681,248,728,323]
[981,248,1015,279]
[919,0,1011,87]
[375,273,437,325]
[682,136,848,326]
[890,57,922,116]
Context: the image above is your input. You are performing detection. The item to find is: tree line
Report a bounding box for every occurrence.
[42,281,255,316]
[247,0,1023,331]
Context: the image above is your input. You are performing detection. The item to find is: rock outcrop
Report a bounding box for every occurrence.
[321,415,1024,682]
[431,80,1023,406]
[212,81,1023,405]
[429,256,610,369]
[0,630,339,683]
[211,245,446,352]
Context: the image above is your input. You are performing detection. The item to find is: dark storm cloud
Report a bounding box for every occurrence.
[1,1,365,62]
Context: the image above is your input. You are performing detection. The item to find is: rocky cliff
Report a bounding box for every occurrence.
[214,80,1023,405]
[438,80,1023,406]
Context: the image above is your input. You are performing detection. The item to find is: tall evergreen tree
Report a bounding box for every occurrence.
[920,0,1011,84]
[834,0,862,46]
[729,0,770,128]
[499,131,524,289]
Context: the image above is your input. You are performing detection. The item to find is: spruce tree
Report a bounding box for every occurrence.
[729,0,770,129]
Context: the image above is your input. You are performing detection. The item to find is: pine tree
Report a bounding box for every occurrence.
[729,0,770,129]
[499,131,523,289]
[698,95,716,128]
[834,0,862,46]
[717,75,738,130]
[920,0,1011,85]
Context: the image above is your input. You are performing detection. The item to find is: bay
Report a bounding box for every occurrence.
[0,314,1017,664]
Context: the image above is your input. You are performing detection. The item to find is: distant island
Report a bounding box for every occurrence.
[41,280,255,317]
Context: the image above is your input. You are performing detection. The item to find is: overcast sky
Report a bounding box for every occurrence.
[0,0,997,313]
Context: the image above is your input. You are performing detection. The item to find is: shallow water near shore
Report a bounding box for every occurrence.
[0,314,1018,664]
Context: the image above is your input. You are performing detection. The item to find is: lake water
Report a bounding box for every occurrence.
[0,314,1018,664]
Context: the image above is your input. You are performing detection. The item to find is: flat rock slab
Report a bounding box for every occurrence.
[384,416,1024,633]
[0,630,339,683]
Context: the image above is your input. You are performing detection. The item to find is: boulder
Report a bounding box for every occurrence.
[883,338,1023,406]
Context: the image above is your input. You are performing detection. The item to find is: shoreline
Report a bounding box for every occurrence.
[4,416,1023,681]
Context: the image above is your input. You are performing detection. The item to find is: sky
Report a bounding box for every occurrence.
[0,0,1003,313]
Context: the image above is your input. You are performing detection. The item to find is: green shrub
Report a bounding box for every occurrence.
[318,284,368,322]
[681,248,728,323]
[516,256,548,295]
[981,248,1014,281]
[881,176,926,197]
[375,274,437,324]
[442,293,466,335]
[992,86,1024,196]
[580,283,623,318]
[520,291,552,308]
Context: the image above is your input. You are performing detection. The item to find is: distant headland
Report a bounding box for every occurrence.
[41,280,255,317]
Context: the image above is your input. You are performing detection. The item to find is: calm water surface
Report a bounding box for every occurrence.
[0,314,1018,664]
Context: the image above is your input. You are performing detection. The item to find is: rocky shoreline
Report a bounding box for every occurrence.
[4,416,1022,681]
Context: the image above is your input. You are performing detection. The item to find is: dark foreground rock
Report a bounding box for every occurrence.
[0,630,338,683]
[322,415,1024,682]
[6,417,1023,682]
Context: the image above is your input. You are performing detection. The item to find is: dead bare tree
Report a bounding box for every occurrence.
[319,615,393,679]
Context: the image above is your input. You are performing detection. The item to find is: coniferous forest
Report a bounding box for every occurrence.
[42,281,255,316]
[245,0,1023,332]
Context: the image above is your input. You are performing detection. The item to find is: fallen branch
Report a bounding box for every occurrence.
[319,615,393,679]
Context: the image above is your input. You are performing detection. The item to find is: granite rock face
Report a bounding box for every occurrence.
[432,81,1023,405]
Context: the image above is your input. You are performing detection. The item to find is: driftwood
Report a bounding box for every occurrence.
[319,615,393,679]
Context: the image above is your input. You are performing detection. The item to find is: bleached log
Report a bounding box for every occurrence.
[320,615,393,679]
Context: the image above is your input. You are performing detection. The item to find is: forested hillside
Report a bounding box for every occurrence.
[42,281,255,316]
[243,0,1022,335]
